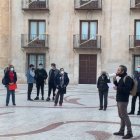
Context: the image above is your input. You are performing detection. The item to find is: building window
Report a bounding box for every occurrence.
[28,54,45,68]
[134,55,140,71]
[80,21,98,41]
[29,20,46,40]
[135,20,140,40]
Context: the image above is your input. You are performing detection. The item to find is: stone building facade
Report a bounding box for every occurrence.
[0,0,140,84]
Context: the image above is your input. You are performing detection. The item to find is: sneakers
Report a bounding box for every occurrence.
[54,103,57,106]
[13,104,16,106]
[34,97,39,100]
[99,108,103,110]
[42,97,44,100]
[122,133,133,139]
[59,104,62,106]
[104,108,107,111]
[113,131,124,136]
[128,112,134,115]
[46,97,50,101]
[28,98,33,101]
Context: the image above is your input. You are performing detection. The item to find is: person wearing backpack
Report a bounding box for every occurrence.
[128,68,140,115]
[97,71,110,111]
[113,65,133,139]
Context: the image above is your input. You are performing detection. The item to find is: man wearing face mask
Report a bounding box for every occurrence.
[26,64,35,101]
[46,63,59,101]
[97,71,110,111]
[128,66,140,115]
[34,63,48,100]
[113,65,133,139]
[54,68,69,106]
[5,65,17,106]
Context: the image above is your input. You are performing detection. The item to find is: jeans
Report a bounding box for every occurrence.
[55,90,64,105]
[36,83,44,97]
[48,83,56,97]
[130,92,140,113]
[6,88,15,105]
[117,102,132,134]
[99,90,108,109]
[27,83,33,99]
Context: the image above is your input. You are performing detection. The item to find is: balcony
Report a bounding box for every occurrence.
[130,0,140,10]
[21,34,49,50]
[73,34,101,50]
[22,0,49,11]
[74,0,102,10]
[129,35,140,50]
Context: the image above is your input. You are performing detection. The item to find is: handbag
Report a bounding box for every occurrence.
[8,84,17,91]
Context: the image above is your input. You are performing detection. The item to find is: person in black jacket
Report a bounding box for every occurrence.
[128,68,140,115]
[113,65,133,139]
[46,63,59,101]
[54,68,69,106]
[5,65,17,106]
[97,71,110,111]
[34,63,48,100]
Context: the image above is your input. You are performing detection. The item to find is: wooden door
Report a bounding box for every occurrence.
[79,54,97,84]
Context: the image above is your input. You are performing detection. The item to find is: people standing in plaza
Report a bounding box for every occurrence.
[34,63,48,100]
[5,65,17,106]
[26,64,35,101]
[113,65,133,139]
[54,68,69,106]
[97,71,110,111]
[128,67,140,115]
[46,63,59,101]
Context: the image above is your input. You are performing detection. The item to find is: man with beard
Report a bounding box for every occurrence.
[113,65,133,139]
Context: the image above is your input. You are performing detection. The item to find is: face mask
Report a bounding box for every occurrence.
[39,66,43,69]
[61,71,64,74]
[10,68,14,71]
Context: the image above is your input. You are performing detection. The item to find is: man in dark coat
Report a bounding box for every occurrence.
[97,71,110,110]
[113,65,133,139]
[128,68,140,115]
[46,63,59,101]
[54,68,69,106]
[34,63,48,100]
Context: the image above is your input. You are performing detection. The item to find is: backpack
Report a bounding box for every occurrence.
[123,76,137,96]
[2,76,6,85]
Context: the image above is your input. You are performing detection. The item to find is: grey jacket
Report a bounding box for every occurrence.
[26,69,35,84]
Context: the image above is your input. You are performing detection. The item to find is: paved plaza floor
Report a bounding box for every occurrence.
[0,84,140,140]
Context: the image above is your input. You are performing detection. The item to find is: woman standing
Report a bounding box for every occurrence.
[5,65,17,106]
[97,71,110,111]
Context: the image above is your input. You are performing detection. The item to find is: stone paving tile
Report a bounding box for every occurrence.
[0,84,139,140]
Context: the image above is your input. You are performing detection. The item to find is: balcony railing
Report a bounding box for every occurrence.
[74,0,102,10]
[130,0,140,9]
[129,35,140,48]
[21,34,49,48]
[73,34,101,49]
[22,0,49,11]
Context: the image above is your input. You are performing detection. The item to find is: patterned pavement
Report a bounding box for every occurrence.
[0,84,139,140]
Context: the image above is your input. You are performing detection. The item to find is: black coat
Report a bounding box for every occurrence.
[114,73,133,102]
[97,75,110,92]
[55,73,69,94]
[35,68,48,84]
[4,71,17,85]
